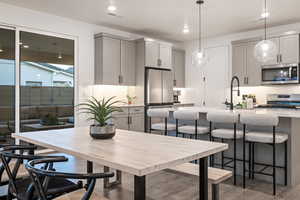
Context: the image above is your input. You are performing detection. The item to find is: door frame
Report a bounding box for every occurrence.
[0,23,78,137]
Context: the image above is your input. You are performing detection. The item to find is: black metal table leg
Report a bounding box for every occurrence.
[199,157,208,200]
[212,184,219,200]
[87,160,93,185]
[134,175,146,200]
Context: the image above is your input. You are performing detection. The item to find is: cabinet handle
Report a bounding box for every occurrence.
[118,75,123,84]
[280,54,282,63]
[127,116,130,125]
[247,77,249,84]
[157,59,162,66]
[129,116,132,124]
[244,77,246,84]
[173,80,177,86]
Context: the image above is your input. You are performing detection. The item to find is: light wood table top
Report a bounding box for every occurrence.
[13,127,227,176]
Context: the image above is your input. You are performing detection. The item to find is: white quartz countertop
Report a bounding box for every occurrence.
[174,106,300,118]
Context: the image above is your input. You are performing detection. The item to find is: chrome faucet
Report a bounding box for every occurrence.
[230,76,240,110]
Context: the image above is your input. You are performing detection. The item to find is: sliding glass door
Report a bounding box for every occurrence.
[19,31,75,132]
[0,28,15,144]
[0,26,75,144]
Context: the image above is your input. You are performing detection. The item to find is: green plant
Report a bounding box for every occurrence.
[78,97,122,127]
[40,114,59,126]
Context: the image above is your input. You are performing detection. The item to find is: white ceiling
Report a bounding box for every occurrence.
[1,0,300,42]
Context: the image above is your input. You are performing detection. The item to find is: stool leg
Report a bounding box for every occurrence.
[209,122,214,167]
[248,142,251,179]
[273,126,276,196]
[149,117,152,133]
[211,137,215,167]
[243,124,246,189]
[164,118,168,136]
[233,123,237,185]
[212,184,219,200]
[252,143,255,179]
[221,138,224,169]
[175,119,179,137]
[284,140,288,186]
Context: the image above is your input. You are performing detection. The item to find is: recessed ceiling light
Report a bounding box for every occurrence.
[145,38,155,42]
[182,25,190,34]
[261,11,270,19]
[23,45,29,48]
[0,49,3,53]
[107,5,117,14]
[58,53,62,59]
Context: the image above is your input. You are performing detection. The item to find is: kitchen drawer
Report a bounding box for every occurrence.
[112,107,129,116]
[129,107,144,115]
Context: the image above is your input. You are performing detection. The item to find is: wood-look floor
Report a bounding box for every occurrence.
[50,153,299,200]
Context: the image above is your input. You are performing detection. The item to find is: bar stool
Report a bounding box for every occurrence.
[147,108,176,136]
[173,110,209,139]
[207,111,242,185]
[240,113,288,195]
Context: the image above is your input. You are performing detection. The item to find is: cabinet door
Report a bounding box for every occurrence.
[232,44,247,86]
[102,37,121,85]
[280,34,299,64]
[263,37,280,65]
[129,114,145,132]
[246,42,261,86]
[121,40,136,86]
[145,41,159,67]
[159,44,172,69]
[172,49,185,88]
[113,115,129,130]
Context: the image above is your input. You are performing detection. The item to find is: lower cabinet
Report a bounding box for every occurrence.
[112,106,145,132]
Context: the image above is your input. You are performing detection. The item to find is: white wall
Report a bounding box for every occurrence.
[183,22,300,107]
[0,2,142,126]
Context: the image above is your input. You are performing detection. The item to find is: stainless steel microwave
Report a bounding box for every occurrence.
[261,63,299,85]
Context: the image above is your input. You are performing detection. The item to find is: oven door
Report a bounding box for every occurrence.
[261,65,299,85]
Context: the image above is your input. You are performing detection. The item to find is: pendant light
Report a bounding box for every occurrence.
[254,0,277,63]
[192,0,208,67]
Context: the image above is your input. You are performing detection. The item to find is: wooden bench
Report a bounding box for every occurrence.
[168,163,232,200]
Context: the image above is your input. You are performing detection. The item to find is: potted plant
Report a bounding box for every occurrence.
[78,96,122,139]
[126,95,137,105]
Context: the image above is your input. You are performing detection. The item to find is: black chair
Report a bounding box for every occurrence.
[26,157,114,200]
[0,145,83,200]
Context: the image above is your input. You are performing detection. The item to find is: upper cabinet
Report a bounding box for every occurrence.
[144,40,172,69]
[232,34,299,86]
[172,49,185,88]
[279,34,299,64]
[232,41,261,86]
[264,34,299,65]
[95,34,136,86]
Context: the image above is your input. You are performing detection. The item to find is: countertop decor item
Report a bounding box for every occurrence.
[254,0,277,63]
[126,95,137,105]
[78,96,121,139]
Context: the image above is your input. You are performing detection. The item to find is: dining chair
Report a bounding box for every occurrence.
[26,157,114,200]
[147,108,176,136]
[0,145,83,200]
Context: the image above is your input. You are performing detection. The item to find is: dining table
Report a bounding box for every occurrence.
[13,127,228,200]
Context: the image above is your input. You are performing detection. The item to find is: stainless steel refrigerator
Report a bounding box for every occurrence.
[144,67,174,106]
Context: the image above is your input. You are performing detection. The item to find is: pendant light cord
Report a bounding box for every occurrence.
[264,0,267,40]
[199,1,202,52]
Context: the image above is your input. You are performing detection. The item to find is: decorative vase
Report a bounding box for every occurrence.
[89,124,116,139]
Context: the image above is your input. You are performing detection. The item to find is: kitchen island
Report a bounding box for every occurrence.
[171,106,300,186]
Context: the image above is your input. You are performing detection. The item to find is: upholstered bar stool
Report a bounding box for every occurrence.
[173,110,209,139]
[147,108,176,136]
[240,113,288,195]
[207,111,242,185]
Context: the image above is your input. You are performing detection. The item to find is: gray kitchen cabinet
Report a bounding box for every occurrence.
[232,44,247,86]
[144,40,172,69]
[160,44,172,69]
[246,42,261,86]
[172,49,185,88]
[145,41,160,67]
[280,34,299,64]
[112,106,145,132]
[232,41,261,86]
[263,37,280,65]
[121,40,136,85]
[95,34,136,86]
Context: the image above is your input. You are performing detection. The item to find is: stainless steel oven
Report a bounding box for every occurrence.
[261,63,299,85]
